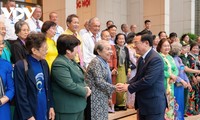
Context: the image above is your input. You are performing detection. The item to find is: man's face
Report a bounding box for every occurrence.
[67,17,79,33]
[133,36,147,55]
[89,20,100,35]
[50,13,58,24]
[101,31,111,41]
[32,7,42,20]
[108,27,117,38]
[107,21,113,28]
[123,24,129,33]
[145,22,151,29]
[6,1,16,11]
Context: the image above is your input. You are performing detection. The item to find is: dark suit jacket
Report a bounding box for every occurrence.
[128,49,167,115]
[13,57,53,120]
[11,38,28,64]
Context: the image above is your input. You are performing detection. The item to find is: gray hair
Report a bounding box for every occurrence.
[15,20,29,35]
[93,40,108,55]
[170,42,182,56]
[88,17,99,26]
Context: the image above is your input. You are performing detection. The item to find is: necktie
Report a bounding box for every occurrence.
[92,35,97,44]
[36,20,40,29]
[137,57,145,71]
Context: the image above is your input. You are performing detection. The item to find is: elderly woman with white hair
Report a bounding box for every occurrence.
[170,42,191,120]
[85,40,116,120]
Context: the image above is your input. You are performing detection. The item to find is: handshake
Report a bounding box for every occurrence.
[115,83,129,92]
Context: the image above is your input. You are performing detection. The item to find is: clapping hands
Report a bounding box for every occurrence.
[115,83,129,92]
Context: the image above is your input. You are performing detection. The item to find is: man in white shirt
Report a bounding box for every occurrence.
[79,20,89,38]
[82,17,101,68]
[26,5,43,32]
[49,12,64,42]
[121,23,129,37]
[0,0,18,40]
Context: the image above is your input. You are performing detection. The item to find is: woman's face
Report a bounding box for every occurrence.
[153,36,160,46]
[159,32,167,39]
[116,35,125,46]
[183,35,190,43]
[191,45,199,55]
[47,26,56,38]
[181,46,190,54]
[160,41,171,55]
[32,42,48,60]
[98,42,112,62]
[18,24,30,40]
[0,35,4,55]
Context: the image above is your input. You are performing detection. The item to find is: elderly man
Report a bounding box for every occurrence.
[0,0,18,40]
[62,14,83,67]
[26,5,43,32]
[49,12,64,42]
[82,17,101,68]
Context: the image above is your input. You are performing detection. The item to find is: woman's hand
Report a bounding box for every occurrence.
[170,74,177,82]
[0,96,9,105]
[49,107,55,120]
[180,80,188,88]
[85,87,91,97]
[111,69,117,75]
[187,82,192,90]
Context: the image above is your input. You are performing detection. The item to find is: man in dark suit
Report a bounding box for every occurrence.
[138,20,152,35]
[116,34,167,120]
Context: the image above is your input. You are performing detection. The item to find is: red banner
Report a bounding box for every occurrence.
[77,0,91,9]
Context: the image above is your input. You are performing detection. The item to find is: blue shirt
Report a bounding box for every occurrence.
[28,56,47,120]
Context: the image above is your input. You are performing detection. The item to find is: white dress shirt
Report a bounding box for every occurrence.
[79,28,88,38]
[25,17,43,32]
[0,14,18,40]
[53,25,64,43]
[82,31,101,68]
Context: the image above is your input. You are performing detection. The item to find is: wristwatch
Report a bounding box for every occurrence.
[0,100,2,106]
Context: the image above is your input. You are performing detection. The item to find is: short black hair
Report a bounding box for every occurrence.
[114,33,126,45]
[66,14,78,23]
[57,34,80,55]
[106,20,114,26]
[158,31,166,37]
[41,21,56,34]
[138,34,153,47]
[144,20,151,24]
[26,32,46,55]
[169,32,177,38]
[107,24,117,30]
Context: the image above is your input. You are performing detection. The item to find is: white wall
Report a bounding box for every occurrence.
[170,0,195,37]
[127,0,143,33]
[96,0,128,33]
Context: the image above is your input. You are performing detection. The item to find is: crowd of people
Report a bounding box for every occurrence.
[1,0,200,120]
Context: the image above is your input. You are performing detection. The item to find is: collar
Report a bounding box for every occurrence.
[89,31,99,38]
[31,17,39,23]
[142,48,151,60]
